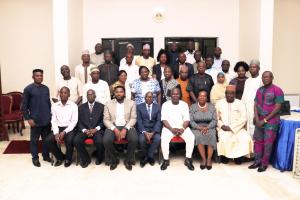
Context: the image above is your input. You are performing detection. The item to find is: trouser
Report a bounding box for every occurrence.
[45,127,76,161]
[103,126,138,163]
[74,130,104,164]
[161,127,195,160]
[30,124,51,160]
[253,126,277,166]
[139,132,161,159]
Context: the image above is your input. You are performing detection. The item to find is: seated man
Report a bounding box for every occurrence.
[103,86,138,171]
[74,89,105,168]
[160,87,195,171]
[137,92,161,167]
[45,87,78,167]
[216,85,253,164]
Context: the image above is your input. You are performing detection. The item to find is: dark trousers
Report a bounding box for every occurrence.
[30,124,51,160]
[139,132,161,159]
[74,130,104,164]
[103,127,138,163]
[45,127,76,161]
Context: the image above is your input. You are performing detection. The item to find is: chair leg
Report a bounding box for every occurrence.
[16,122,20,132]
[12,123,16,133]
[21,120,25,129]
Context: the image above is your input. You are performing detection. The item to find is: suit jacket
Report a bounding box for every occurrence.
[172,62,194,79]
[104,99,137,129]
[78,102,105,132]
[153,64,163,81]
[137,103,162,134]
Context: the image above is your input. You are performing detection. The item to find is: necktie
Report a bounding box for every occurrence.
[89,104,93,114]
[84,66,88,83]
[147,105,151,120]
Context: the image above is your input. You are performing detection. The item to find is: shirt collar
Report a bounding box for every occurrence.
[57,100,72,106]
[88,101,95,107]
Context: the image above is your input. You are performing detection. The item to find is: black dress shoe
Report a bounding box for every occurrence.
[148,157,155,166]
[95,159,102,165]
[234,157,243,165]
[160,160,170,170]
[54,160,64,167]
[248,162,260,169]
[64,160,72,167]
[184,158,194,171]
[124,160,132,171]
[140,157,148,168]
[81,161,90,168]
[206,165,212,170]
[221,156,229,164]
[110,161,118,170]
[32,159,41,167]
[257,165,267,172]
[43,157,52,163]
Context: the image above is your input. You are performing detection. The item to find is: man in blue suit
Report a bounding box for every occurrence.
[137,91,162,167]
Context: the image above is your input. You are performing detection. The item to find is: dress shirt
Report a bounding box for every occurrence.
[119,63,140,85]
[56,77,82,102]
[212,57,223,72]
[81,101,101,133]
[110,102,130,131]
[184,50,196,64]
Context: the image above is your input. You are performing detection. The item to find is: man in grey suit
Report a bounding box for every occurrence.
[103,85,138,171]
[137,92,161,167]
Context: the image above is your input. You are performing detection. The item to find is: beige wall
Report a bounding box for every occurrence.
[239,0,261,62]
[273,0,300,94]
[0,0,55,94]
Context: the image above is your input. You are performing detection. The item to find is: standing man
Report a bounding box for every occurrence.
[90,43,105,67]
[216,85,253,165]
[54,65,82,104]
[184,40,196,64]
[98,50,119,86]
[45,87,78,167]
[22,69,52,167]
[103,86,138,171]
[249,71,284,172]
[173,52,194,79]
[137,92,162,167]
[187,61,214,103]
[119,52,139,85]
[205,55,219,83]
[193,50,202,74]
[242,59,262,138]
[82,67,110,105]
[168,42,179,68]
[212,47,223,72]
[221,60,235,82]
[119,43,138,66]
[74,89,105,168]
[135,43,156,76]
[75,50,95,84]
[176,66,192,106]
[160,88,195,171]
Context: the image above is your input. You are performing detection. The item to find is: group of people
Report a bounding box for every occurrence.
[22,41,284,173]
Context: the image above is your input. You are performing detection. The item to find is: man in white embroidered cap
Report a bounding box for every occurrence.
[135,43,156,77]
[75,50,95,84]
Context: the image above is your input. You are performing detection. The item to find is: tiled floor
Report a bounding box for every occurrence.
[1,127,300,200]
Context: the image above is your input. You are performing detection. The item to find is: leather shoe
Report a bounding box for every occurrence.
[221,156,229,164]
[54,160,63,167]
[248,162,260,169]
[257,165,267,172]
[43,157,52,163]
[81,161,90,168]
[160,160,170,170]
[95,159,102,165]
[140,157,148,168]
[200,165,206,170]
[206,165,212,170]
[234,157,243,165]
[148,157,155,166]
[110,161,118,170]
[184,158,194,171]
[64,160,72,167]
[124,160,132,171]
[32,159,41,167]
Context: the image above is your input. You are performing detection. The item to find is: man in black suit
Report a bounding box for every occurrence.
[137,92,162,167]
[172,52,194,79]
[74,89,105,168]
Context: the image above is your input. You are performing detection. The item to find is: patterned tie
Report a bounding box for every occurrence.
[147,105,151,120]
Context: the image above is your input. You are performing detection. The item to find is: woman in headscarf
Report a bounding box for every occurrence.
[210,72,228,105]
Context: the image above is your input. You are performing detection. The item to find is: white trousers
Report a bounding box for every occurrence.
[161,127,195,160]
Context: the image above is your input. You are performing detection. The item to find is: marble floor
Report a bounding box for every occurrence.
[1,127,300,200]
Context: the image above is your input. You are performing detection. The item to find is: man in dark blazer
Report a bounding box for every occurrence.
[137,91,162,167]
[74,89,105,168]
[172,52,194,79]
